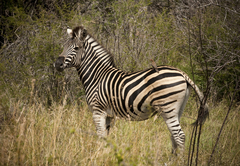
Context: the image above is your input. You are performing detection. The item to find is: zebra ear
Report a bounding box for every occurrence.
[78,27,87,41]
[72,26,87,41]
[81,28,87,40]
[67,27,73,38]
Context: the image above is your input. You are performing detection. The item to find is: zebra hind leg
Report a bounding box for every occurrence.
[171,135,178,154]
[171,86,190,154]
[163,114,185,154]
[171,128,185,154]
[165,87,189,154]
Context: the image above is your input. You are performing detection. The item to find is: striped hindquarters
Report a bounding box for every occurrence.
[110,66,189,121]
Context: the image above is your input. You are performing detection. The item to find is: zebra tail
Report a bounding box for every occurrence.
[183,74,209,126]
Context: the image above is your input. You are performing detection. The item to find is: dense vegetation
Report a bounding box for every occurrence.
[0,0,240,165]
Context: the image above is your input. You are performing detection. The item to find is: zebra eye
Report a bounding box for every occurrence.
[74,47,79,50]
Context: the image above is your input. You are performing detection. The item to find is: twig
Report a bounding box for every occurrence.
[187,6,195,84]
[188,125,196,166]
[196,123,202,166]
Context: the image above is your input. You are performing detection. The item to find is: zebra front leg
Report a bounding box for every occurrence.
[92,111,108,137]
[106,116,114,135]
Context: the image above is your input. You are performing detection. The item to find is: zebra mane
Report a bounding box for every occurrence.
[73,26,116,68]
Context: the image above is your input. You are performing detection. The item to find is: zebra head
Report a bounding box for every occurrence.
[55,26,87,72]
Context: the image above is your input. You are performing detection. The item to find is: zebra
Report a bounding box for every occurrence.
[54,26,209,153]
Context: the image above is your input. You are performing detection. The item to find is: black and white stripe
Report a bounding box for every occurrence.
[54,26,209,153]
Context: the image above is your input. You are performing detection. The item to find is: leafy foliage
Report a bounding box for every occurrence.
[1,0,239,104]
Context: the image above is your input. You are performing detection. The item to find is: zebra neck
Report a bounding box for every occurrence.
[77,35,117,93]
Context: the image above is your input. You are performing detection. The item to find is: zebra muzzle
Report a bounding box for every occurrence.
[54,57,65,72]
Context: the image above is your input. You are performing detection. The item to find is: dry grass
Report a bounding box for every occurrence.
[0,95,239,166]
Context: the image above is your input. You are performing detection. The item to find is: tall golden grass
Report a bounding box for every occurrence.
[0,94,239,165]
